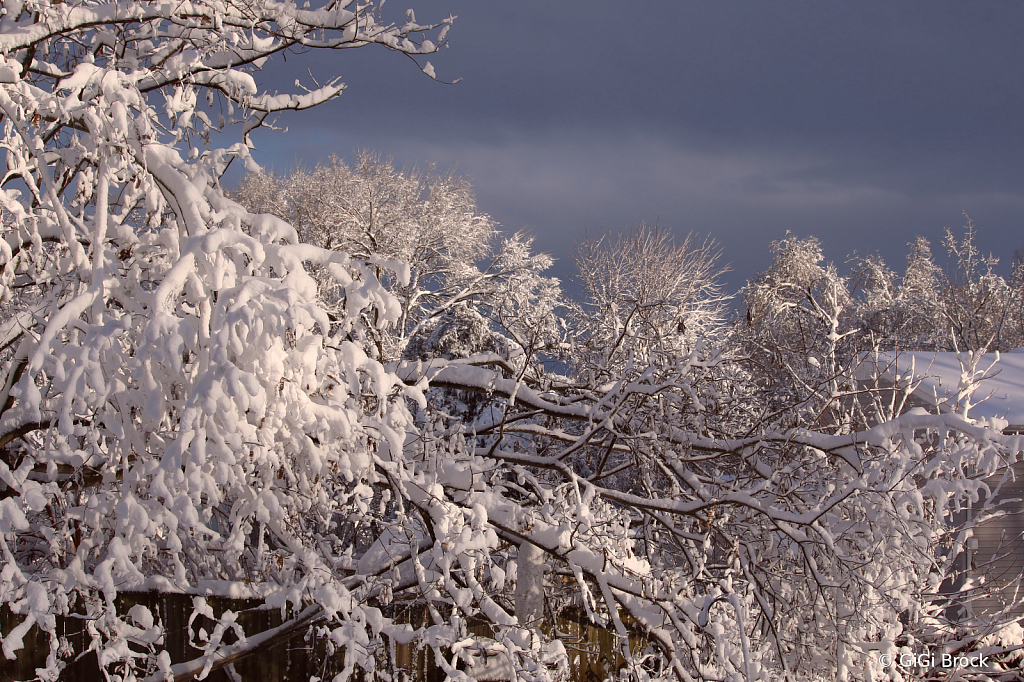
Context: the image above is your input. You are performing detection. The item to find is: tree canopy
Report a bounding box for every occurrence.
[1,2,1023,682]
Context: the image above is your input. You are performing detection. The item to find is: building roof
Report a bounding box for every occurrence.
[861,350,1024,429]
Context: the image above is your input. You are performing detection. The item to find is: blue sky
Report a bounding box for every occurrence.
[239,0,1024,296]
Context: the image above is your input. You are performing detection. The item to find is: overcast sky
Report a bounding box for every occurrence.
[242,0,1024,296]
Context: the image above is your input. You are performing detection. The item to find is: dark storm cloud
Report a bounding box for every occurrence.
[245,0,1024,293]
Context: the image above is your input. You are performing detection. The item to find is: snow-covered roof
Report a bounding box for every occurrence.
[861,350,1024,427]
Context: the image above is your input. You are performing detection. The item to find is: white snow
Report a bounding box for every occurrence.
[514,542,546,628]
[863,350,1024,426]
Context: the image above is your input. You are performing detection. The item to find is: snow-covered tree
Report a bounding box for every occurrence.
[1,2,1022,681]
[572,225,730,383]
[742,225,1024,428]
[1011,248,1024,348]
[739,233,862,429]
[234,154,562,364]
[940,218,1021,352]
[0,1,458,678]
[894,236,946,348]
[852,250,899,341]
[407,311,1024,682]
[856,222,1024,353]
